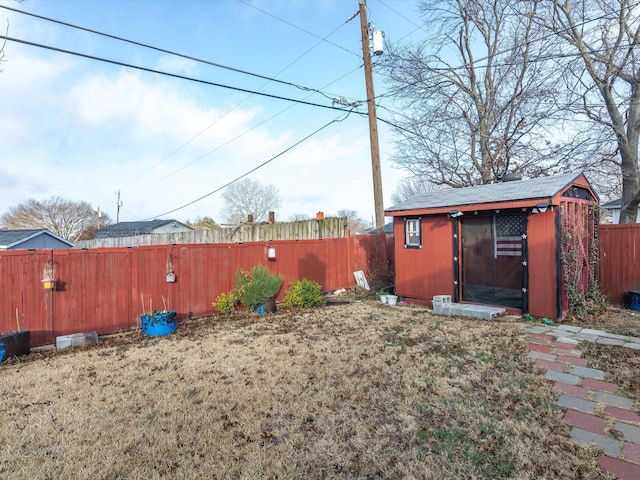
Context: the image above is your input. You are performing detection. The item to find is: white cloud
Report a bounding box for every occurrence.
[0,47,401,225]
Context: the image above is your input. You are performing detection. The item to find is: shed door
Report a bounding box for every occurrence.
[461,214,523,309]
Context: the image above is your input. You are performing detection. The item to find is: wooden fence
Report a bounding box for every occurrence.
[0,235,393,347]
[599,224,640,305]
[76,217,349,249]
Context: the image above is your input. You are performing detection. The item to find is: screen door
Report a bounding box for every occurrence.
[461,213,523,309]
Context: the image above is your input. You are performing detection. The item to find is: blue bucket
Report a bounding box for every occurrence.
[141,311,177,337]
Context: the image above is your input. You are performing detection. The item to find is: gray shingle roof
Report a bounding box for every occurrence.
[0,229,43,247]
[386,172,593,212]
[95,219,192,238]
[0,229,74,248]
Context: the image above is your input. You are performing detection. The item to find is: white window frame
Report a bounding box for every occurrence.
[404,217,422,248]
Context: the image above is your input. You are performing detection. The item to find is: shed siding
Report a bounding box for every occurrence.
[393,216,453,303]
[527,209,558,318]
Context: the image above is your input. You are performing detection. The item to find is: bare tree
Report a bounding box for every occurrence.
[221,179,281,224]
[1,20,7,73]
[380,0,582,187]
[391,176,437,204]
[336,209,370,233]
[186,216,220,230]
[288,213,311,221]
[1,197,110,241]
[541,0,640,222]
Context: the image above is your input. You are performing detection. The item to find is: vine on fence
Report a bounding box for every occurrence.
[561,204,607,318]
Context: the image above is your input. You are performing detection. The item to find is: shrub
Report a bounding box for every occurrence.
[234,265,283,310]
[285,278,324,308]
[211,291,236,314]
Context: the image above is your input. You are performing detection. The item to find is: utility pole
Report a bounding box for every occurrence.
[358,0,385,232]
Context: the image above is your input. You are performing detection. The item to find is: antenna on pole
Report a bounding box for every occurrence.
[358,0,385,232]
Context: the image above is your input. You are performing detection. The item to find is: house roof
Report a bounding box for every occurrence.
[602,198,621,209]
[0,229,74,249]
[385,172,597,213]
[95,219,193,238]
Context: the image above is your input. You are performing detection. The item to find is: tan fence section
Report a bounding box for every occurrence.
[76,217,348,248]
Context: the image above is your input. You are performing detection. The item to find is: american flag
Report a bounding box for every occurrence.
[495,214,522,257]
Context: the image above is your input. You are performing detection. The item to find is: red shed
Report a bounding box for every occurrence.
[385,172,599,319]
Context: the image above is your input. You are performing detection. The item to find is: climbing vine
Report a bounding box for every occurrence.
[561,203,607,318]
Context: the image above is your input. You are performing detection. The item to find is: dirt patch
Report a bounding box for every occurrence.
[0,301,612,479]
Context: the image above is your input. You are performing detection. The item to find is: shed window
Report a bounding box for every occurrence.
[404,218,422,248]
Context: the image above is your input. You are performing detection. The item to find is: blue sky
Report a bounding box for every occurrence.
[0,0,424,226]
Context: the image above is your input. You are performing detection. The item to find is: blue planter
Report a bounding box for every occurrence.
[0,330,30,363]
[141,311,177,337]
[254,296,277,315]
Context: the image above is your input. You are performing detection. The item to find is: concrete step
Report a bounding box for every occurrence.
[432,300,505,320]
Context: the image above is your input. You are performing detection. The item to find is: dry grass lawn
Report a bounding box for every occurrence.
[0,300,621,479]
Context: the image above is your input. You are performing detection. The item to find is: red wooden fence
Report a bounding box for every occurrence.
[1,235,394,347]
[599,224,640,305]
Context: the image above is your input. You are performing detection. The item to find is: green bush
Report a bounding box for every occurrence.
[234,265,283,310]
[211,291,236,314]
[285,278,324,308]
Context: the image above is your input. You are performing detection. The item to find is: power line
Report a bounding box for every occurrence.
[0,4,347,101]
[236,0,361,59]
[125,64,366,198]
[144,111,354,220]
[2,35,361,114]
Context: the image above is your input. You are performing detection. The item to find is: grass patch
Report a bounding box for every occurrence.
[0,301,607,479]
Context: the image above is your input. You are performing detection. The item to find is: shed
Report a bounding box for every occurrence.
[0,229,74,250]
[95,219,194,239]
[385,172,599,319]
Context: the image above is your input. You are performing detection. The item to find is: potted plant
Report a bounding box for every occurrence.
[234,265,283,314]
[377,289,389,304]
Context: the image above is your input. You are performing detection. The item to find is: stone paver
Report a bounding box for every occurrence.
[614,422,640,444]
[605,406,640,424]
[570,427,620,457]
[552,347,582,357]
[526,343,552,354]
[555,336,581,345]
[563,409,608,435]
[534,359,566,372]
[556,355,589,367]
[527,350,557,361]
[598,455,640,480]
[553,382,592,400]
[570,365,605,380]
[593,391,636,410]
[526,325,553,334]
[556,394,597,413]
[525,322,640,480]
[598,337,626,346]
[582,378,619,393]
[546,370,581,385]
[556,325,583,333]
[623,443,640,465]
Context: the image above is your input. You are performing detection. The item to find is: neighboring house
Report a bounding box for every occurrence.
[361,222,394,235]
[95,219,194,239]
[385,172,599,320]
[600,199,640,223]
[0,229,74,250]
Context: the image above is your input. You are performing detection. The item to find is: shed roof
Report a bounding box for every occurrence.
[95,219,193,238]
[0,229,74,249]
[386,172,596,213]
